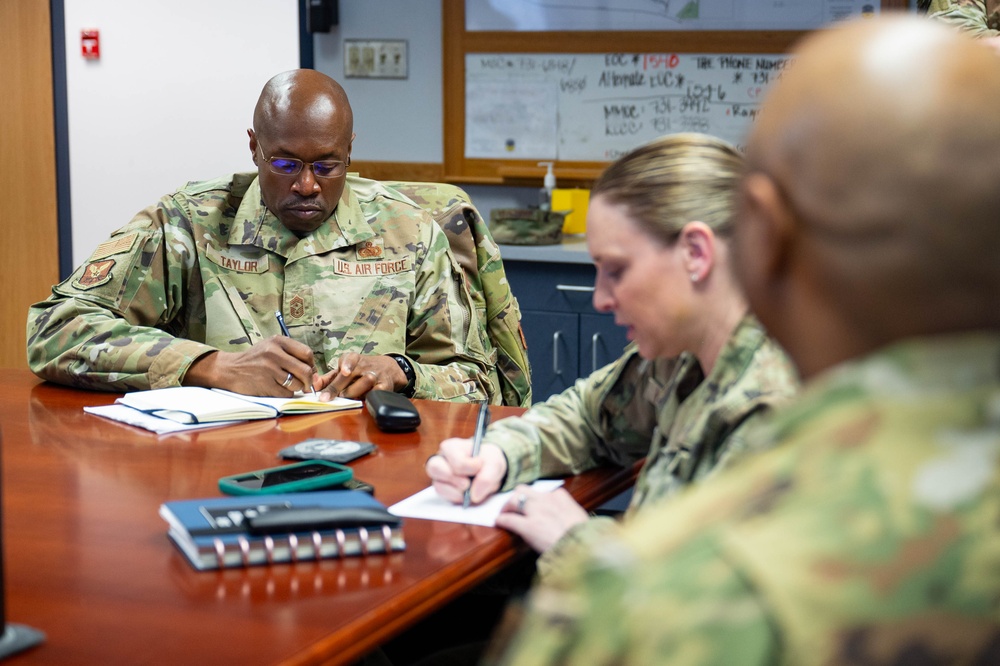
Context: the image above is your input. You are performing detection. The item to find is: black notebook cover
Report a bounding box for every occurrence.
[159,491,404,570]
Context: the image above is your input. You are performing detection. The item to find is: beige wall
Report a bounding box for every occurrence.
[1,1,60,369]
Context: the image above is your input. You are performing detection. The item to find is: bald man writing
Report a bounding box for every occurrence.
[492,15,1000,664]
[27,70,492,401]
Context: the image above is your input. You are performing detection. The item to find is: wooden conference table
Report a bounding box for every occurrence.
[0,370,636,665]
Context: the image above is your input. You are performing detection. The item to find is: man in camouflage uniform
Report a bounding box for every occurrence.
[26,70,493,401]
[491,15,1000,665]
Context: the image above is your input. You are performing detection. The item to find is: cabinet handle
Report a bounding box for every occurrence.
[553,331,563,375]
[592,332,601,373]
[555,284,595,293]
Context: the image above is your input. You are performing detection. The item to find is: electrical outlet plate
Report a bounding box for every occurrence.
[344,40,408,79]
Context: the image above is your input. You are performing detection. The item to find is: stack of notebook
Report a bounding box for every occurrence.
[159,490,404,570]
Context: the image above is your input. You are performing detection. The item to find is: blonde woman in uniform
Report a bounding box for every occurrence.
[427,132,799,577]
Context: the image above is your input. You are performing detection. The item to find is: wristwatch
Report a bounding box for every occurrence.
[387,353,417,398]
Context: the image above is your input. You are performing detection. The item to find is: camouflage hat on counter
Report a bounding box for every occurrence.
[489,209,565,245]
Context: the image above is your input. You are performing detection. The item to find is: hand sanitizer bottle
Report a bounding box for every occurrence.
[537,162,556,211]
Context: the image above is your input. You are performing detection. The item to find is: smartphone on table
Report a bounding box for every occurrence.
[218,459,353,496]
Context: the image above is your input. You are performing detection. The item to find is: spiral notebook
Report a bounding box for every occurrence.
[159,491,405,571]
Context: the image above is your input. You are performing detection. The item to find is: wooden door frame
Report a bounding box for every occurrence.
[0,0,62,369]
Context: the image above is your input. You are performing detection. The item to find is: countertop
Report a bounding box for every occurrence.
[496,235,592,265]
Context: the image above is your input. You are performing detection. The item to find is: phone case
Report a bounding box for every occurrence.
[218,460,353,496]
[365,390,421,432]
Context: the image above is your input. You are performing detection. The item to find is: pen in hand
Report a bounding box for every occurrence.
[463,401,492,509]
[275,310,318,399]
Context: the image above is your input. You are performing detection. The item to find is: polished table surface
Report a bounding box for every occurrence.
[0,370,636,665]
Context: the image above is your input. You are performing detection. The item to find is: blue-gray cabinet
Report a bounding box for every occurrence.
[505,260,628,403]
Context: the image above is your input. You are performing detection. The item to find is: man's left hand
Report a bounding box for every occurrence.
[315,352,408,400]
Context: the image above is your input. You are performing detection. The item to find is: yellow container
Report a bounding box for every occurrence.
[551,188,590,235]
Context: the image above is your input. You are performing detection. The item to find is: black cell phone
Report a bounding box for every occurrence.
[218,460,353,496]
[366,390,421,432]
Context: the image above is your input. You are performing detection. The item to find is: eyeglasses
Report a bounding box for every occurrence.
[255,139,350,178]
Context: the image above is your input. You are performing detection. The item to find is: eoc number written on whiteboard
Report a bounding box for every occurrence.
[464,52,789,161]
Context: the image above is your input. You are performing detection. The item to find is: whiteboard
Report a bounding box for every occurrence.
[465,52,788,161]
[466,0,879,31]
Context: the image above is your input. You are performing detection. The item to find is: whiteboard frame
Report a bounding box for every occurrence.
[442,0,908,186]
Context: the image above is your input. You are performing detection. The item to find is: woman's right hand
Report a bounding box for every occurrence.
[425,437,508,506]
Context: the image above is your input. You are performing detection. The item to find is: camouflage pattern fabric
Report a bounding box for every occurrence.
[385,181,532,407]
[26,173,493,401]
[489,209,565,246]
[493,334,1000,665]
[928,0,1000,36]
[484,314,799,578]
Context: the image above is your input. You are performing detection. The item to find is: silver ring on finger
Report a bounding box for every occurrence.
[281,372,294,388]
[516,493,528,515]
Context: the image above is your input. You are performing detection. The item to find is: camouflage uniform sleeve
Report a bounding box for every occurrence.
[709,405,781,474]
[492,528,779,666]
[928,0,1000,37]
[534,514,619,581]
[534,397,781,584]
[26,198,215,391]
[405,218,493,402]
[488,349,658,490]
[535,327,797,581]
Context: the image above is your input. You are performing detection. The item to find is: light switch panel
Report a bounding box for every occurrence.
[344,40,408,79]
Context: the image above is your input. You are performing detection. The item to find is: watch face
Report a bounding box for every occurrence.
[391,355,417,397]
[393,354,411,373]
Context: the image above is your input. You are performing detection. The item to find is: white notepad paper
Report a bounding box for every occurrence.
[388,479,563,527]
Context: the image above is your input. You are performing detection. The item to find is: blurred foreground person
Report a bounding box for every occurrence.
[492,14,1000,665]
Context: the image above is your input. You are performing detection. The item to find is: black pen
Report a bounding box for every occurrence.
[275,310,318,399]
[463,401,491,509]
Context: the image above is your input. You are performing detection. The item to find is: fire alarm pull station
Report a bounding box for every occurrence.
[81,29,100,59]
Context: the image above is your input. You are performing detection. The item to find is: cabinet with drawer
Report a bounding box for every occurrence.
[504,259,629,402]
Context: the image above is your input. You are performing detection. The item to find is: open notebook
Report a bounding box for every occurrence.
[85,387,361,434]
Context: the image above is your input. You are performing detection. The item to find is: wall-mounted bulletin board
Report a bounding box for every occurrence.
[443,0,907,186]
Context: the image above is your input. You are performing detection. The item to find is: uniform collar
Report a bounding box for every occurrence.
[705,313,769,390]
[229,176,376,258]
[812,332,1000,397]
[756,331,1000,449]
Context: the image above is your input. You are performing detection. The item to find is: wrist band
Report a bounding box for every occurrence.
[387,353,416,398]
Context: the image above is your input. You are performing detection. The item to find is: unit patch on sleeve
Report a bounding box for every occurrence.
[73,259,116,290]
